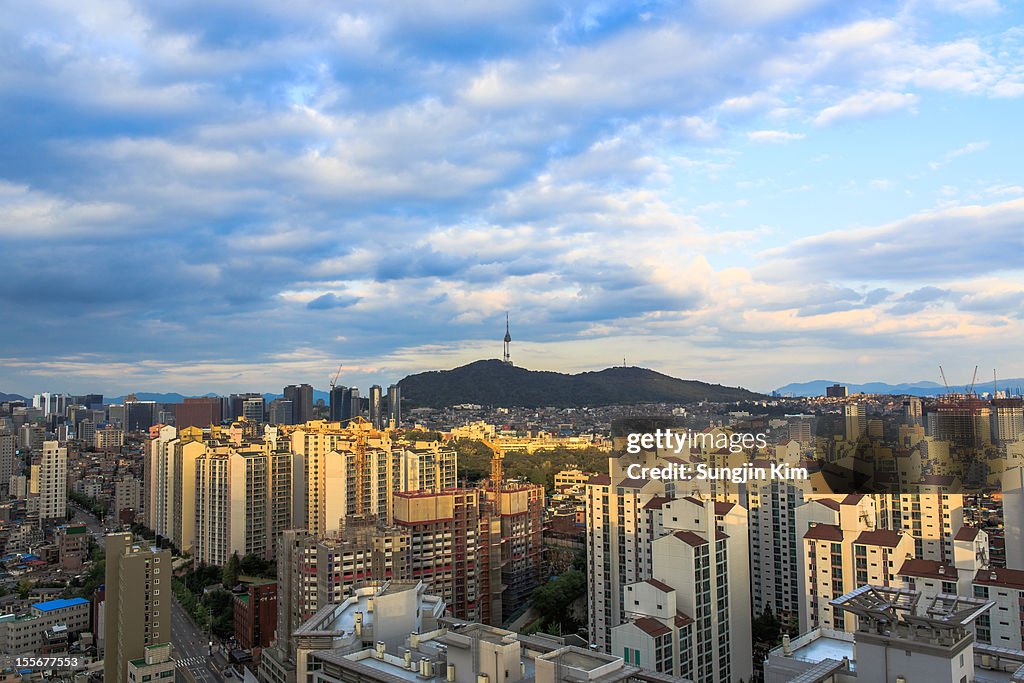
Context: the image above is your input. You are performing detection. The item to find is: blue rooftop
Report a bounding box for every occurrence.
[33,598,89,612]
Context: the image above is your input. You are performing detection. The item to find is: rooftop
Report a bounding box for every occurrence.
[33,597,89,612]
[783,629,855,666]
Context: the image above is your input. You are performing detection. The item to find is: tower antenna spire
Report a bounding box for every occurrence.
[503,312,512,365]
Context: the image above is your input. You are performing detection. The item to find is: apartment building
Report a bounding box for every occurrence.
[800,522,915,633]
[144,424,177,536]
[94,426,125,449]
[193,442,292,566]
[742,442,808,621]
[796,493,917,633]
[38,440,67,524]
[290,421,456,534]
[103,533,172,683]
[898,478,964,563]
[275,526,413,660]
[610,495,752,683]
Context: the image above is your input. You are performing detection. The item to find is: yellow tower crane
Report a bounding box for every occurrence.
[481,439,505,489]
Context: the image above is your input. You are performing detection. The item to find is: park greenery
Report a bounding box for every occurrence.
[68,490,108,520]
[528,551,587,636]
[174,551,276,640]
[452,440,608,489]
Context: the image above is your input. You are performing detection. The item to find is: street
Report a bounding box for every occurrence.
[171,598,228,682]
[68,501,106,541]
[70,503,228,682]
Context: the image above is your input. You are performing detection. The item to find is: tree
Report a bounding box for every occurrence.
[530,569,587,635]
[752,605,783,646]
[223,552,241,589]
[239,553,275,578]
[17,579,31,600]
[203,589,235,640]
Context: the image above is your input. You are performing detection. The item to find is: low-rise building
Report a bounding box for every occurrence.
[233,580,277,651]
[0,597,90,655]
[126,642,176,683]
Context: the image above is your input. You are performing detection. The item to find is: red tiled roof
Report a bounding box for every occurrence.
[633,617,671,637]
[854,529,905,548]
[954,526,980,542]
[841,494,865,505]
[675,612,694,627]
[672,530,709,547]
[898,559,958,581]
[587,474,611,485]
[644,578,673,593]
[714,501,736,515]
[974,568,1024,591]
[803,524,843,542]
[643,496,671,510]
[812,498,841,511]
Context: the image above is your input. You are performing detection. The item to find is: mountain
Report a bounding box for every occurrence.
[773,378,1024,397]
[397,360,764,408]
[106,392,194,404]
[0,392,27,402]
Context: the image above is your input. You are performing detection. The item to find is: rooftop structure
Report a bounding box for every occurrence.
[766,585,1024,683]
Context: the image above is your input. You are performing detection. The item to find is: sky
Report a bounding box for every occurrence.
[1,0,1023,396]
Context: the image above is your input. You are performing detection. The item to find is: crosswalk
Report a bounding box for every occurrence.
[175,656,207,668]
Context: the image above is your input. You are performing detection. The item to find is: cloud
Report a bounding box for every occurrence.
[306,293,361,310]
[1,0,1024,394]
[747,129,805,143]
[766,198,1024,281]
[814,91,919,126]
[929,140,989,169]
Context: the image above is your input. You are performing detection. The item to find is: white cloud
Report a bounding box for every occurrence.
[813,91,918,126]
[929,140,989,169]
[747,129,805,143]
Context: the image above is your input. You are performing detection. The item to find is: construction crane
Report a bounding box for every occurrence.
[331,417,376,518]
[481,439,505,515]
[939,365,950,396]
[481,439,505,489]
[967,365,978,397]
[355,428,367,517]
[329,364,343,392]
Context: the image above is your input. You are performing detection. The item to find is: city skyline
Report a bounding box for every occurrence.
[2,1,1024,395]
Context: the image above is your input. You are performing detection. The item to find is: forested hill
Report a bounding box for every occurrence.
[397,359,763,408]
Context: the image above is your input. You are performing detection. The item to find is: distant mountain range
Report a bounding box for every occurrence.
[105,391,332,405]
[8,369,1020,407]
[397,359,764,408]
[773,378,1023,397]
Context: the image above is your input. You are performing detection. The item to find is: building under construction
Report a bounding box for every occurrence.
[926,395,993,449]
[391,481,545,626]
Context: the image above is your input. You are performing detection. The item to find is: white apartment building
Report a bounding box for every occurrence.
[611,494,752,683]
[743,442,808,620]
[797,493,919,633]
[291,422,456,535]
[39,440,67,523]
[144,424,177,535]
[193,444,292,566]
[899,479,964,563]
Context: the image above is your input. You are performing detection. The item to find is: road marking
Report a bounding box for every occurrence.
[175,656,207,668]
